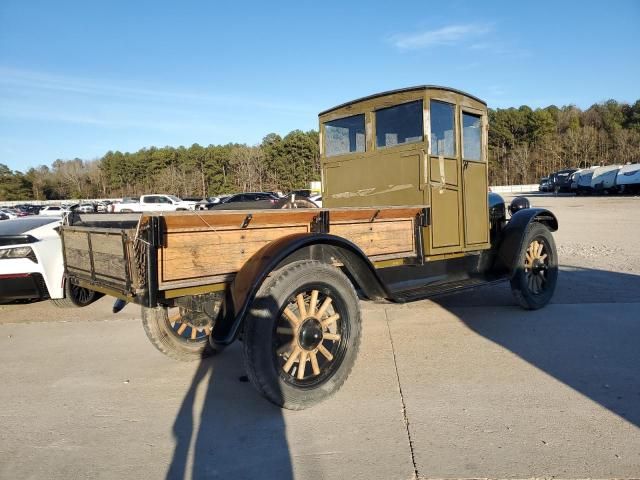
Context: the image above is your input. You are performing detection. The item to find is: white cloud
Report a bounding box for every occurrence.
[0,67,314,115]
[390,24,492,50]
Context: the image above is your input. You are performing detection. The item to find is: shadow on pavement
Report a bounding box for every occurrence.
[166,345,293,480]
[433,266,640,428]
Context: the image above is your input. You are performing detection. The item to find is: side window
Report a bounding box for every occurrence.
[375,100,423,148]
[430,100,456,157]
[462,112,482,161]
[324,114,366,157]
[158,196,171,204]
[143,196,155,204]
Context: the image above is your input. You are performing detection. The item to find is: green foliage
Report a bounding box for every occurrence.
[488,99,640,185]
[2,99,640,201]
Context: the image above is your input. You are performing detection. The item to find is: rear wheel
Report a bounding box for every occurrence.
[510,222,558,310]
[51,281,103,308]
[243,260,361,410]
[142,304,218,361]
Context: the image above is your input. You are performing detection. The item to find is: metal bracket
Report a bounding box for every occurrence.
[311,210,330,233]
[241,214,253,229]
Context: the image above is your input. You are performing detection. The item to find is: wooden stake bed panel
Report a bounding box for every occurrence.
[63,228,132,287]
[154,206,424,289]
[330,219,415,257]
[160,225,310,285]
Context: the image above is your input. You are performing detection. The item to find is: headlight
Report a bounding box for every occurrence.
[0,246,38,263]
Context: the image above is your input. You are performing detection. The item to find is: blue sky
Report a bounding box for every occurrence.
[1,0,638,171]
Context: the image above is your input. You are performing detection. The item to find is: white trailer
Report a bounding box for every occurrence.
[591,165,621,194]
[616,163,640,194]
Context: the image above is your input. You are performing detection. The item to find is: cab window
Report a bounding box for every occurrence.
[430,100,456,157]
[375,100,423,148]
[462,112,482,161]
[324,114,366,157]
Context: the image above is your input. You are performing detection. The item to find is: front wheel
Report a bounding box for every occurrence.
[510,222,558,310]
[243,260,361,410]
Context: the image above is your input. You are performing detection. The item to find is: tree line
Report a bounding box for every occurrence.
[1,99,639,201]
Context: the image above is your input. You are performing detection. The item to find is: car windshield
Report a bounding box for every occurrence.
[168,195,182,202]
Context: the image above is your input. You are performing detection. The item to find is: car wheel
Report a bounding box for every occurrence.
[243,260,361,410]
[51,281,103,308]
[510,222,558,310]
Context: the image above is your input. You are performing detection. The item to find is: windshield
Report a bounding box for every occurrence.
[167,195,182,202]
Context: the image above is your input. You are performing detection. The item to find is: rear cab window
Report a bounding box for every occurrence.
[375,100,423,148]
[324,114,366,157]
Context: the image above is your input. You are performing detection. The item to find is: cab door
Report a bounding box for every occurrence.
[426,98,463,252]
[461,109,489,247]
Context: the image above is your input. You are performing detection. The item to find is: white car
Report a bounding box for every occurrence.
[309,194,323,207]
[39,206,68,216]
[0,209,18,219]
[0,217,101,307]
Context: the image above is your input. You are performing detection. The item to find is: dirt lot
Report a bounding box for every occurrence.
[1,195,639,479]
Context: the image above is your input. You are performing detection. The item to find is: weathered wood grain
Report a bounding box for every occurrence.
[160,225,309,282]
[330,219,415,256]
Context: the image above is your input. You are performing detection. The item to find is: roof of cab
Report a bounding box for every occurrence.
[318,85,487,117]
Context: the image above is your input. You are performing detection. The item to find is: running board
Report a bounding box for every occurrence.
[390,277,505,303]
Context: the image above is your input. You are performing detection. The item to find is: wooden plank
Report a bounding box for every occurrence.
[63,230,89,251]
[160,225,309,282]
[91,251,127,280]
[143,206,423,232]
[65,247,92,272]
[330,219,415,256]
[87,232,126,256]
[150,210,319,231]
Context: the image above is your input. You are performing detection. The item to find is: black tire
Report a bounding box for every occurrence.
[243,260,361,410]
[510,222,558,310]
[141,305,217,361]
[51,281,103,308]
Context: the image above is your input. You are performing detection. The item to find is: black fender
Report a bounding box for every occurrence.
[211,233,390,345]
[492,208,558,277]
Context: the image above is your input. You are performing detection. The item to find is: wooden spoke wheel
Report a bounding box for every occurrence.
[524,239,549,295]
[167,306,212,342]
[510,222,558,310]
[243,260,361,410]
[141,305,217,361]
[274,289,347,387]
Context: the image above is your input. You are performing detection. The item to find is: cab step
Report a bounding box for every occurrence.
[391,277,503,303]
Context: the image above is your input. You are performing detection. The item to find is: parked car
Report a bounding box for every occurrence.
[308,194,323,207]
[39,206,69,216]
[111,194,197,213]
[538,177,551,192]
[550,168,578,193]
[0,209,18,219]
[208,192,281,210]
[0,217,102,306]
[77,203,96,213]
[616,163,640,194]
[96,201,113,213]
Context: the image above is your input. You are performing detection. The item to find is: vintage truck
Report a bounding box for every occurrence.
[60,86,558,409]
